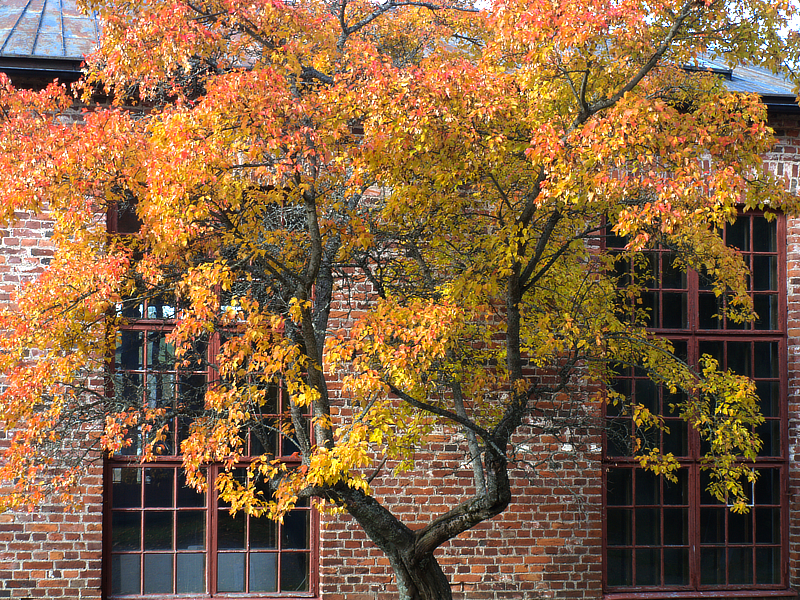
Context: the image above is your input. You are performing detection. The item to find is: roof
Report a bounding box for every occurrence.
[0,0,98,60]
[686,56,798,112]
[0,0,99,85]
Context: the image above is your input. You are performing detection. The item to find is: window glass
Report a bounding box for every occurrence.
[107,303,313,597]
[603,213,786,592]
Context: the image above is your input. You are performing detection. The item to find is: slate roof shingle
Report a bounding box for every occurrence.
[0,0,98,60]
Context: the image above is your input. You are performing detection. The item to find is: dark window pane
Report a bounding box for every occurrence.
[250,553,278,593]
[756,547,781,584]
[606,469,633,505]
[634,379,657,412]
[699,265,714,291]
[635,470,659,505]
[250,515,278,549]
[756,381,780,418]
[700,470,724,505]
[700,507,725,544]
[727,342,750,376]
[671,340,688,363]
[147,373,175,412]
[754,294,779,330]
[635,508,659,545]
[264,384,280,414]
[117,331,143,370]
[147,331,175,369]
[607,508,633,546]
[147,297,176,320]
[176,471,205,508]
[143,512,173,551]
[282,510,309,549]
[757,420,781,457]
[116,200,142,234]
[755,507,781,544]
[661,293,687,329]
[178,374,206,413]
[728,547,753,585]
[728,511,752,544]
[725,292,747,329]
[700,547,725,584]
[280,553,309,592]
[698,340,723,366]
[249,421,278,457]
[663,469,687,505]
[120,299,143,319]
[726,218,749,251]
[607,379,629,417]
[112,468,142,509]
[144,469,174,508]
[663,508,688,545]
[176,512,205,550]
[217,553,245,592]
[635,548,659,586]
[117,372,143,414]
[606,226,627,249]
[636,252,658,288]
[754,342,779,378]
[182,337,208,368]
[663,547,689,585]
[281,429,302,457]
[111,554,140,595]
[661,255,686,289]
[178,374,206,447]
[176,553,205,594]
[662,420,688,456]
[218,510,246,549]
[699,294,722,329]
[755,469,781,505]
[639,291,656,327]
[752,217,776,252]
[112,512,141,551]
[143,553,173,594]
[753,256,778,291]
[607,548,632,586]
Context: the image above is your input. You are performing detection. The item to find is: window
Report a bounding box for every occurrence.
[106,463,313,596]
[603,213,788,594]
[104,277,315,595]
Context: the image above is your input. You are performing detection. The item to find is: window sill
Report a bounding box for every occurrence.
[604,589,797,600]
[107,595,318,600]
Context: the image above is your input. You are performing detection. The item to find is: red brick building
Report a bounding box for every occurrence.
[1,2,800,600]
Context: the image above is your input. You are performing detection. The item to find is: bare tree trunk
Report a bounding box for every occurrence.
[331,449,512,600]
[386,550,453,600]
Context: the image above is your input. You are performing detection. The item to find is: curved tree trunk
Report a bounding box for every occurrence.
[332,450,512,600]
[334,486,453,600]
[387,550,453,600]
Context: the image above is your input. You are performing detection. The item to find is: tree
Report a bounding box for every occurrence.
[0,0,798,598]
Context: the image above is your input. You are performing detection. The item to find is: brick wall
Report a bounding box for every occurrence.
[3,114,800,600]
[317,436,603,600]
[0,479,103,600]
[320,275,604,600]
[316,113,800,600]
[0,212,103,599]
[778,114,800,595]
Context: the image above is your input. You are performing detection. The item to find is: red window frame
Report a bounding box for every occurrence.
[602,212,790,596]
[103,208,318,598]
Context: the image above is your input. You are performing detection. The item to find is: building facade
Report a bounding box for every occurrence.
[2,2,800,600]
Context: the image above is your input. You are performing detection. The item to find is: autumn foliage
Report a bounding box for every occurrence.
[0,0,799,598]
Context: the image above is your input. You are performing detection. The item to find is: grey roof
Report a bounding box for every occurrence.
[0,0,99,60]
[688,56,796,98]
